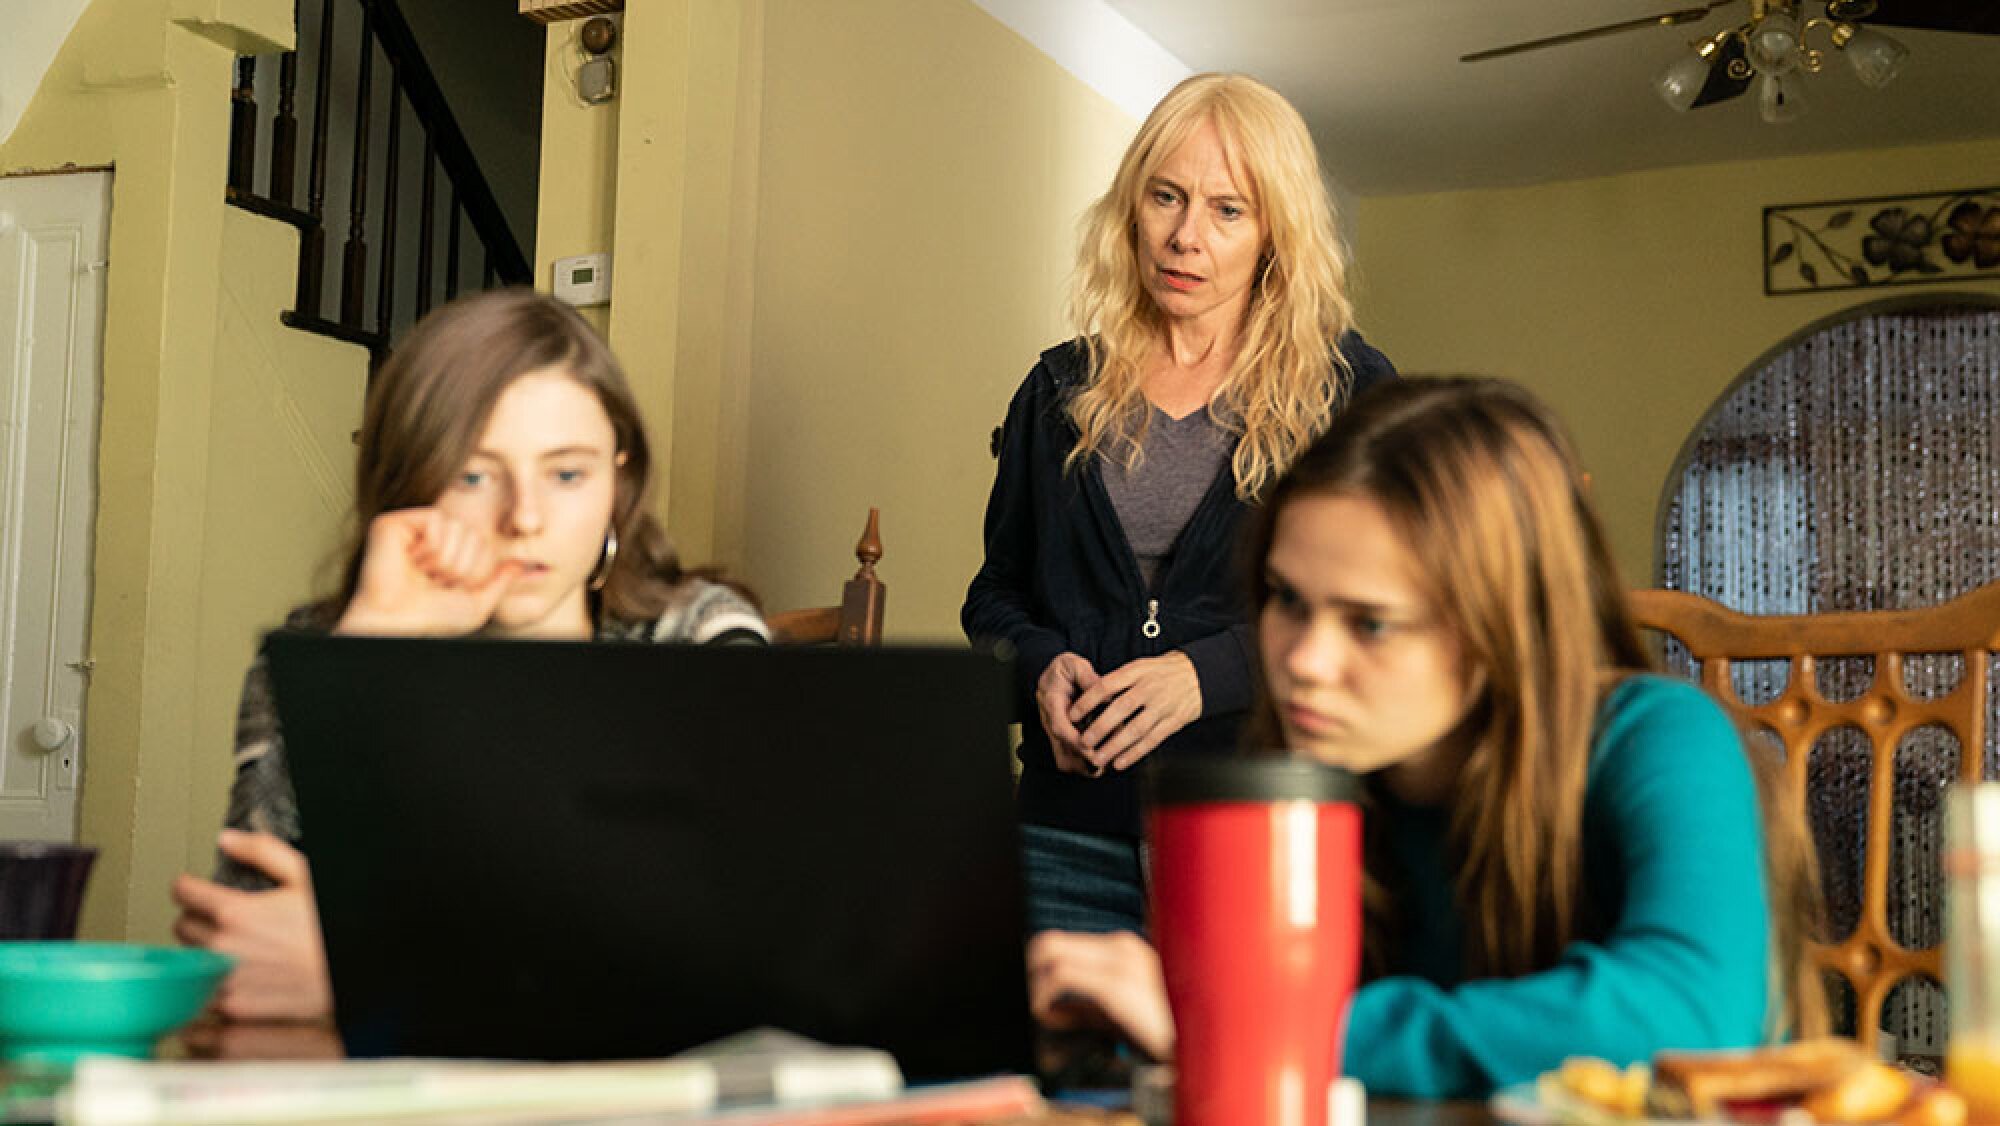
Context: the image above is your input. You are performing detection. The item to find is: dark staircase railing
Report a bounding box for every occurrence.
[226,0,531,368]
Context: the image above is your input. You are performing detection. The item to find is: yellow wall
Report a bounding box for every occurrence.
[2,0,362,940]
[605,0,763,571]
[570,4,1999,642]
[741,0,1135,639]
[1350,138,2000,586]
[187,209,365,886]
[535,0,1134,637]
[535,3,765,571]
[533,16,620,339]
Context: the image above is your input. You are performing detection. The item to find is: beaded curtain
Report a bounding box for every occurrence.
[1658,302,2000,1059]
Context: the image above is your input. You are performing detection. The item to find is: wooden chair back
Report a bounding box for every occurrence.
[767,508,887,646]
[1629,581,2000,1053]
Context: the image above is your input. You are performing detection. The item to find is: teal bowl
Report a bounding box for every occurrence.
[0,943,232,1064]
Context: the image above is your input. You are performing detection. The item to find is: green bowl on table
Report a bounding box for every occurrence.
[0,943,232,1066]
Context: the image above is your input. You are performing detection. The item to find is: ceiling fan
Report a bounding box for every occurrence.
[1460,0,2000,122]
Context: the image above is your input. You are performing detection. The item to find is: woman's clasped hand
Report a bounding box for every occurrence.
[1036,652,1202,777]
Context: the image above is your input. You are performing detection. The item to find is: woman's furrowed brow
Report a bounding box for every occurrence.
[1269,563,1404,616]
[538,444,609,460]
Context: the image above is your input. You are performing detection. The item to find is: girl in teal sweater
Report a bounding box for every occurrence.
[1027,377,1825,1097]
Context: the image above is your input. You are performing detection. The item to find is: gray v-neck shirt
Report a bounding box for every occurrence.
[1099,405,1235,590]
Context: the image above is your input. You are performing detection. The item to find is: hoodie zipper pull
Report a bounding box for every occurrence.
[1141,599,1161,640]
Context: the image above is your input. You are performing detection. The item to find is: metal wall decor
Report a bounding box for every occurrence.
[1764,187,2000,296]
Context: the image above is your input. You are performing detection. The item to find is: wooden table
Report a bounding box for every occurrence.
[1373,1100,1496,1126]
[166,1021,1494,1125]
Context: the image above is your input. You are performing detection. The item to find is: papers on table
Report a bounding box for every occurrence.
[52,1030,1046,1125]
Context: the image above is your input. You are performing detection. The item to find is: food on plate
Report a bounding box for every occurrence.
[1799,1062,1913,1124]
[1890,1086,1968,1126]
[1532,1038,1969,1126]
[1649,1038,1870,1118]
[1549,1055,1652,1117]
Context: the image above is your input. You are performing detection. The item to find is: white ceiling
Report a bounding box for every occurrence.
[0,0,91,146]
[1102,0,2000,195]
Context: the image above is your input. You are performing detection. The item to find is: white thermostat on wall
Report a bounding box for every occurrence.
[554,252,612,306]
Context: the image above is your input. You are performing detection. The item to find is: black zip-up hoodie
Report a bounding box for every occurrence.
[962,334,1396,839]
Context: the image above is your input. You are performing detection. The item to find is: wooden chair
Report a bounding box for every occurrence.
[1629,580,2000,1055]
[767,508,887,646]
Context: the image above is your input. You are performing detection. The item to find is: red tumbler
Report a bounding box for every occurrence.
[1147,758,1362,1126]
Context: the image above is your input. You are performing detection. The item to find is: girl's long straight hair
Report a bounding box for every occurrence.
[1243,376,1827,1040]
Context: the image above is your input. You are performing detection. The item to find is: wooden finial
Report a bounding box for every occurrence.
[853,507,883,574]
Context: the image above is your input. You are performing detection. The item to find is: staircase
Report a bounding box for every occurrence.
[225,0,532,369]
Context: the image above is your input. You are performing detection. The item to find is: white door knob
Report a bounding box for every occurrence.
[31,717,74,751]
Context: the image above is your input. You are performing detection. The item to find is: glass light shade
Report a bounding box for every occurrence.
[1843,25,1910,88]
[1749,10,1802,73]
[1655,49,1714,112]
[1757,69,1807,123]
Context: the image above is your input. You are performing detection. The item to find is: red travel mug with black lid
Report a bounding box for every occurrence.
[1147,757,1362,1126]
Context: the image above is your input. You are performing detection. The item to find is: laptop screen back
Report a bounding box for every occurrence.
[264,635,1031,1080]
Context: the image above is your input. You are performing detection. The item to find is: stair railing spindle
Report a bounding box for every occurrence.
[297,0,338,316]
[270,50,299,207]
[444,188,461,300]
[416,133,437,317]
[228,57,257,196]
[340,10,375,327]
[377,80,402,338]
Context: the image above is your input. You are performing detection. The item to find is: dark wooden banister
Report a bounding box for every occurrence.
[360,0,528,284]
[226,0,531,368]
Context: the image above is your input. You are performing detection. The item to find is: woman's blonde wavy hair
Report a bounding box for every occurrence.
[1243,377,1828,1041]
[1066,72,1358,501]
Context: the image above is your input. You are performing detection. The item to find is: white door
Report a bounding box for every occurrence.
[0,169,109,842]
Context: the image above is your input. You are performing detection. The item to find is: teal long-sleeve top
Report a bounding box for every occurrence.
[1341,675,1772,1098]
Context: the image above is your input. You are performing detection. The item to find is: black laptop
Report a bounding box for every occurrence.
[263,635,1031,1081]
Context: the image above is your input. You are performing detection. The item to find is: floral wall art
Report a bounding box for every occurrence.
[1764,186,2000,296]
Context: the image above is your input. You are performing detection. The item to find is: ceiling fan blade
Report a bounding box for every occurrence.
[1460,1,1738,62]
[1690,35,1754,106]
[1848,0,2000,35]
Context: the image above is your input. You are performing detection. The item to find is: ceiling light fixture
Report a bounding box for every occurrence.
[1832,22,1911,88]
[1654,31,1733,112]
[1653,0,1909,122]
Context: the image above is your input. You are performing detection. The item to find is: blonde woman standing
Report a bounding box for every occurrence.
[962,73,1395,935]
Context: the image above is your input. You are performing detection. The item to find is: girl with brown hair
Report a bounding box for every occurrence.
[170,289,765,1020]
[1027,377,1824,1096]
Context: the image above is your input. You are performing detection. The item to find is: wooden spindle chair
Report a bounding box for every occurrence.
[1629,581,2000,1058]
[767,508,887,646]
